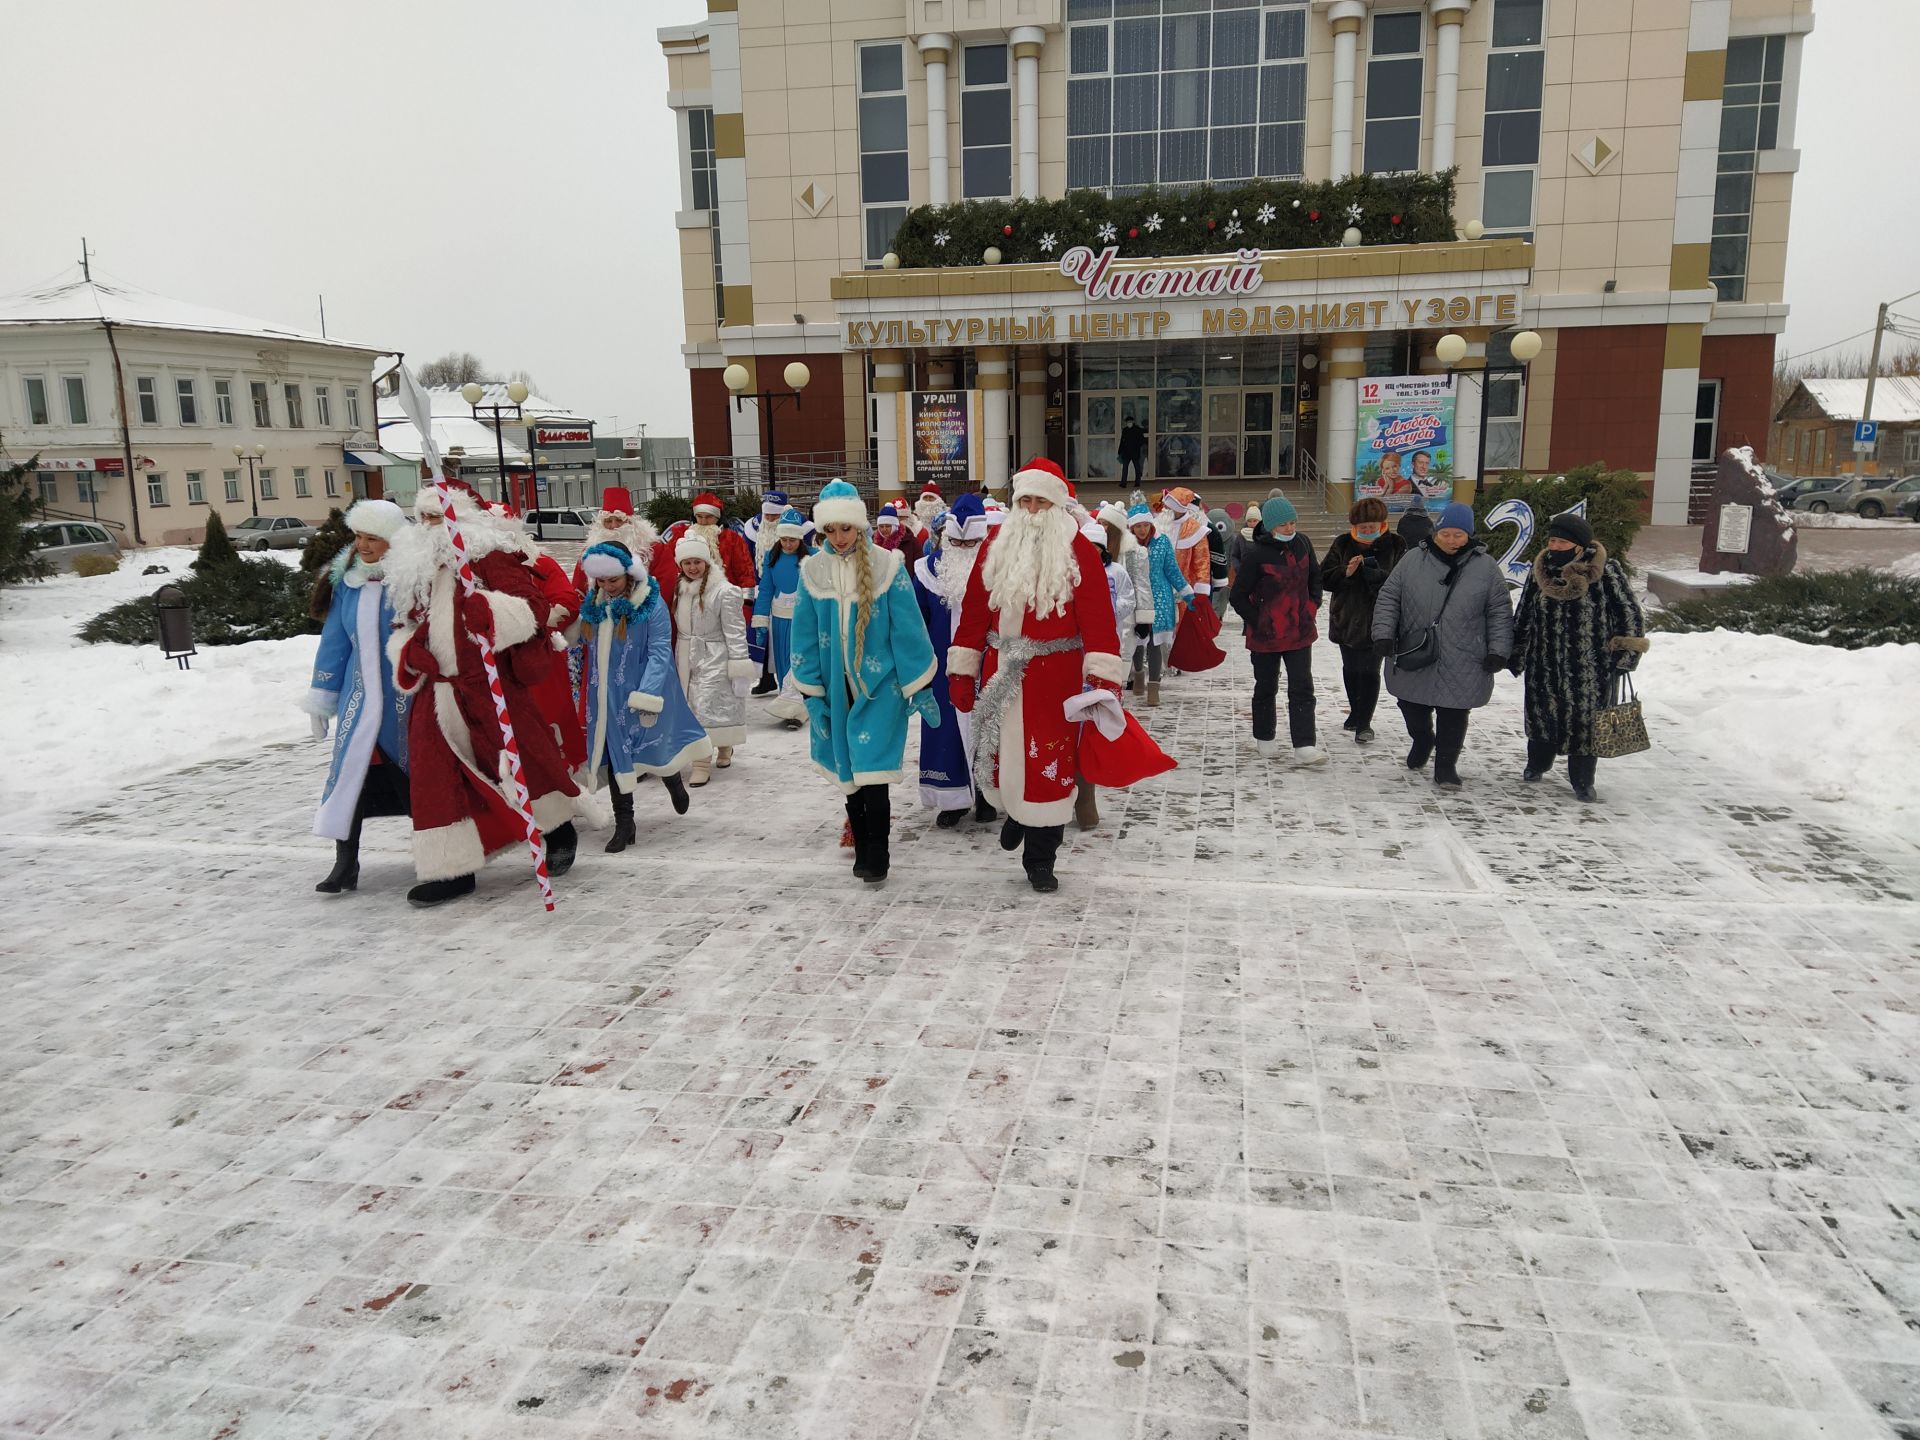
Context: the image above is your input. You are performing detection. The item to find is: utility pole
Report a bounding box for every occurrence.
[1857,301,1889,474]
[80,237,93,281]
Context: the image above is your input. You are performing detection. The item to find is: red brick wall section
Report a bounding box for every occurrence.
[689,357,848,459]
[1547,324,1666,473]
[1700,333,1775,461]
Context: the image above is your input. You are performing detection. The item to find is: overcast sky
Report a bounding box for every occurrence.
[5,1,1911,442]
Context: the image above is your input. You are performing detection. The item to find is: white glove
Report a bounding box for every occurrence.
[731,677,753,698]
[310,713,330,740]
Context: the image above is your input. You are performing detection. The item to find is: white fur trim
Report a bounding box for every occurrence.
[705,724,746,748]
[581,551,629,579]
[485,591,538,652]
[675,535,711,565]
[346,499,405,540]
[692,501,722,516]
[1011,468,1070,508]
[300,687,341,718]
[813,494,868,530]
[413,819,484,883]
[726,658,760,681]
[791,678,826,698]
[530,790,574,833]
[750,613,770,629]
[1133,605,1157,623]
[899,655,937,699]
[627,691,664,715]
[947,645,982,679]
[777,522,806,539]
[1084,651,1126,685]
[613,733,712,782]
[1191,581,1211,595]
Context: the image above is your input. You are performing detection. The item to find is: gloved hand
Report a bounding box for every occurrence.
[949,673,977,714]
[460,591,494,642]
[1481,653,1508,673]
[1373,638,1395,662]
[805,696,829,733]
[1611,650,1640,673]
[1134,622,1152,640]
[731,677,754,698]
[909,689,942,728]
[400,631,441,685]
[310,713,330,741]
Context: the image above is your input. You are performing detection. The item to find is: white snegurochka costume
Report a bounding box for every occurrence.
[672,534,757,753]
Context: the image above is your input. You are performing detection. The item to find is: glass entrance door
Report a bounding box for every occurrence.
[1080,390,1151,482]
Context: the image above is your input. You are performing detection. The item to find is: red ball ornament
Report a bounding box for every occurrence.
[1002,224,1014,236]
[1308,210,1320,222]
[1128,227,1139,239]
[1207,219,1216,230]
[1390,214,1402,225]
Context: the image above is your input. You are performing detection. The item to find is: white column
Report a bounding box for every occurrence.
[1017,350,1047,462]
[1431,2,1470,172]
[1324,338,1367,509]
[978,347,1012,496]
[1011,27,1046,200]
[919,34,954,207]
[1328,2,1366,181]
[1451,338,1487,500]
[873,350,908,502]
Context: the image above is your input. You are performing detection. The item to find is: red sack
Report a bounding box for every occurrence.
[1168,599,1226,672]
[1078,709,1179,788]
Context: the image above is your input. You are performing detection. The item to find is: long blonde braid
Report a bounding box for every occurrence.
[850,536,877,692]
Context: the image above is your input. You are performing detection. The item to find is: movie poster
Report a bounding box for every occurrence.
[911,391,971,492]
[1354,375,1457,516]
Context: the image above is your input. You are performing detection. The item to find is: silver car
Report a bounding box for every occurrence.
[528,507,593,541]
[1846,475,1920,520]
[230,515,319,551]
[27,520,120,571]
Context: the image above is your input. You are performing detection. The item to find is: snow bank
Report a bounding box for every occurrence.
[0,548,314,814]
[1646,629,1920,842]
[1791,510,1912,530]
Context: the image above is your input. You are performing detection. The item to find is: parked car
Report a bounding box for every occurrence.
[1794,477,1876,513]
[1768,473,1838,509]
[230,515,319,550]
[1897,490,1920,520]
[1847,475,1920,519]
[26,520,120,571]
[527,507,593,542]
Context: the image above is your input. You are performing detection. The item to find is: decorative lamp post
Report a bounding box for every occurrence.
[462,380,530,505]
[1438,329,1544,486]
[724,361,810,487]
[154,583,195,670]
[231,443,265,517]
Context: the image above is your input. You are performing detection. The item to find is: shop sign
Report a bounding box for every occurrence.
[1355,375,1457,518]
[1058,246,1264,303]
[534,427,593,448]
[910,391,970,492]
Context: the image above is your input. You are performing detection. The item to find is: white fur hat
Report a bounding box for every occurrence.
[675,534,712,566]
[813,479,867,530]
[413,487,446,517]
[1095,501,1130,532]
[346,499,405,540]
[581,542,645,580]
[1079,519,1107,548]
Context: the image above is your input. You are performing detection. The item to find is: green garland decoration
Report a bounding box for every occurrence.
[890,173,1457,269]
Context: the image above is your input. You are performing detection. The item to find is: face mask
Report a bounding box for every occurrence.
[1273,526,1296,542]
[1352,526,1384,543]
[1544,547,1576,573]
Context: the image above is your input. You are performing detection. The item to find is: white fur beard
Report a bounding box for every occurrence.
[929,546,978,612]
[381,525,457,620]
[593,517,659,559]
[982,507,1080,621]
[689,523,724,565]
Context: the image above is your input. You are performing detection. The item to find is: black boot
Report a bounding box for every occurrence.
[752,668,778,696]
[1402,706,1434,770]
[407,873,476,908]
[973,790,995,824]
[544,822,578,878]
[605,783,636,853]
[999,816,1025,852]
[1433,748,1463,789]
[861,789,891,884]
[847,794,873,879]
[1569,754,1599,803]
[1022,825,1063,893]
[662,772,691,815]
[315,838,359,894]
[936,807,965,829]
[1523,739,1555,783]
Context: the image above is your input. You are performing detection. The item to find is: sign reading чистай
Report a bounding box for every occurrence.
[843,244,1521,348]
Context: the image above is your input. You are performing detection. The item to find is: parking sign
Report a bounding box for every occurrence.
[1854,420,1879,452]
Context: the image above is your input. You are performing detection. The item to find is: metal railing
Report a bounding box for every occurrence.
[1295,448,1329,512]
[35,506,129,533]
[651,451,878,510]
[1686,459,1718,525]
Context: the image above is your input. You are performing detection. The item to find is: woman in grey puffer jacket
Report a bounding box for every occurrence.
[1371,502,1514,789]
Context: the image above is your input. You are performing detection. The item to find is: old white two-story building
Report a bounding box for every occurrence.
[0,274,389,546]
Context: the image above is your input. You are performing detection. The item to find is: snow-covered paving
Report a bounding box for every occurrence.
[1,565,1918,1440]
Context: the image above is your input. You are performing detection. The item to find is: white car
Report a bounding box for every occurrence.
[527,507,593,541]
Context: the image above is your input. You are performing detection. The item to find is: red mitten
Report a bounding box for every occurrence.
[949,674,976,714]
[460,591,495,641]
[399,631,440,685]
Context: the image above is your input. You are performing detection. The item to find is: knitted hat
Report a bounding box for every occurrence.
[345,498,405,540]
[945,492,989,541]
[1547,511,1595,548]
[1260,496,1297,532]
[813,479,867,529]
[1436,501,1476,535]
[675,534,712,566]
[1011,456,1070,508]
[581,541,644,580]
[691,491,723,517]
[777,505,807,540]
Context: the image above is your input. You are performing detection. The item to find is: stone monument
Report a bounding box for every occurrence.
[1698,446,1798,576]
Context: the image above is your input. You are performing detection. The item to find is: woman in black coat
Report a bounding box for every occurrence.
[1508,512,1648,802]
[1319,497,1406,743]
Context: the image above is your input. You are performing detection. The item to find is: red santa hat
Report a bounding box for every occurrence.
[919,483,943,503]
[691,492,723,517]
[600,486,635,516]
[1011,456,1070,509]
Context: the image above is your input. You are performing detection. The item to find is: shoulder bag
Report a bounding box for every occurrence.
[1591,673,1651,758]
[1391,566,1460,672]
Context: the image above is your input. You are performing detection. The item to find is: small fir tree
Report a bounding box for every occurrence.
[301,508,353,572]
[0,452,52,586]
[193,510,241,572]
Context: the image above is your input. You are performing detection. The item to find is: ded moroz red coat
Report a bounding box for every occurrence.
[388,545,579,882]
[949,531,1125,827]
[516,551,587,771]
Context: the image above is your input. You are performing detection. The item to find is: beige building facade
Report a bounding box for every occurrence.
[0,277,388,547]
[661,0,1811,523]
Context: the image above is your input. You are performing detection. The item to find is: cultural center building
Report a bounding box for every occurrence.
[658,0,1811,524]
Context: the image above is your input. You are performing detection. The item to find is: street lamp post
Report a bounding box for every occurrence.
[723,362,811,489]
[1436,328,1541,487]
[463,380,530,506]
[231,443,265,517]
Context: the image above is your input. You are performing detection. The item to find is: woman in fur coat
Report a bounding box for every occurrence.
[1508,511,1648,802]
[672,535,757,786]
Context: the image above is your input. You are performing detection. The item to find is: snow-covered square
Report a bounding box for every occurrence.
[3,553,1918,1440]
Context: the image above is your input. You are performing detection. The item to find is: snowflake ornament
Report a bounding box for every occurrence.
[1255,203,1276,225]
[1097,221,1118,244]
[1344,203,1364,223]
[1038,232,1058,253]
[1224,219,1244,239]
[1144,212,1164,232]
[933,229,950,248]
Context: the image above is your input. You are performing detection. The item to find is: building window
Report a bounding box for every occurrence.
[961,44,1013,199]
[344,385,361,429]
[858,42,909,265]
[63,375,89,425]
[76,475,96,503]
[1364,11,1423,174]
[1065,0,1304,195]
[687,105,718,211]
[147,473,169,507]
[259,468,276,500]
[186,471,206,504]
[176,378,200,426]
[136,376,160,425]
[324,468,339,498]
[1482,0,1544,239]
[223,469,242,503]
[1692,381,1721,462]
[1711,34,1784,302]
[251,381,272,427]
[214,379,235,425]
[708,211,726,325]
[284,384,305,428]
[23,376,50,425]
[294,466,310,498]
[1482,331,1530,472]
[314,385,332,427]
[1905,430,1920,468]
[37,474,58,506]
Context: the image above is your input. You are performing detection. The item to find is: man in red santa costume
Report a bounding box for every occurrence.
[652,492,757,601]
[948,456,1124,892]
[384,486,580,906]
[912,482,945,532]
[480,502,588,773]
[571,487,659,594]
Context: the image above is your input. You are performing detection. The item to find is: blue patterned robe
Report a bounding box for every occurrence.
[752,545,806,683]
[910,552,974,811]
[1142,531,1190,643]
[305,550,410,841]
[578,580,711,786]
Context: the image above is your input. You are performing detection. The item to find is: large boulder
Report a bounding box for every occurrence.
[1699,447,1798,576]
